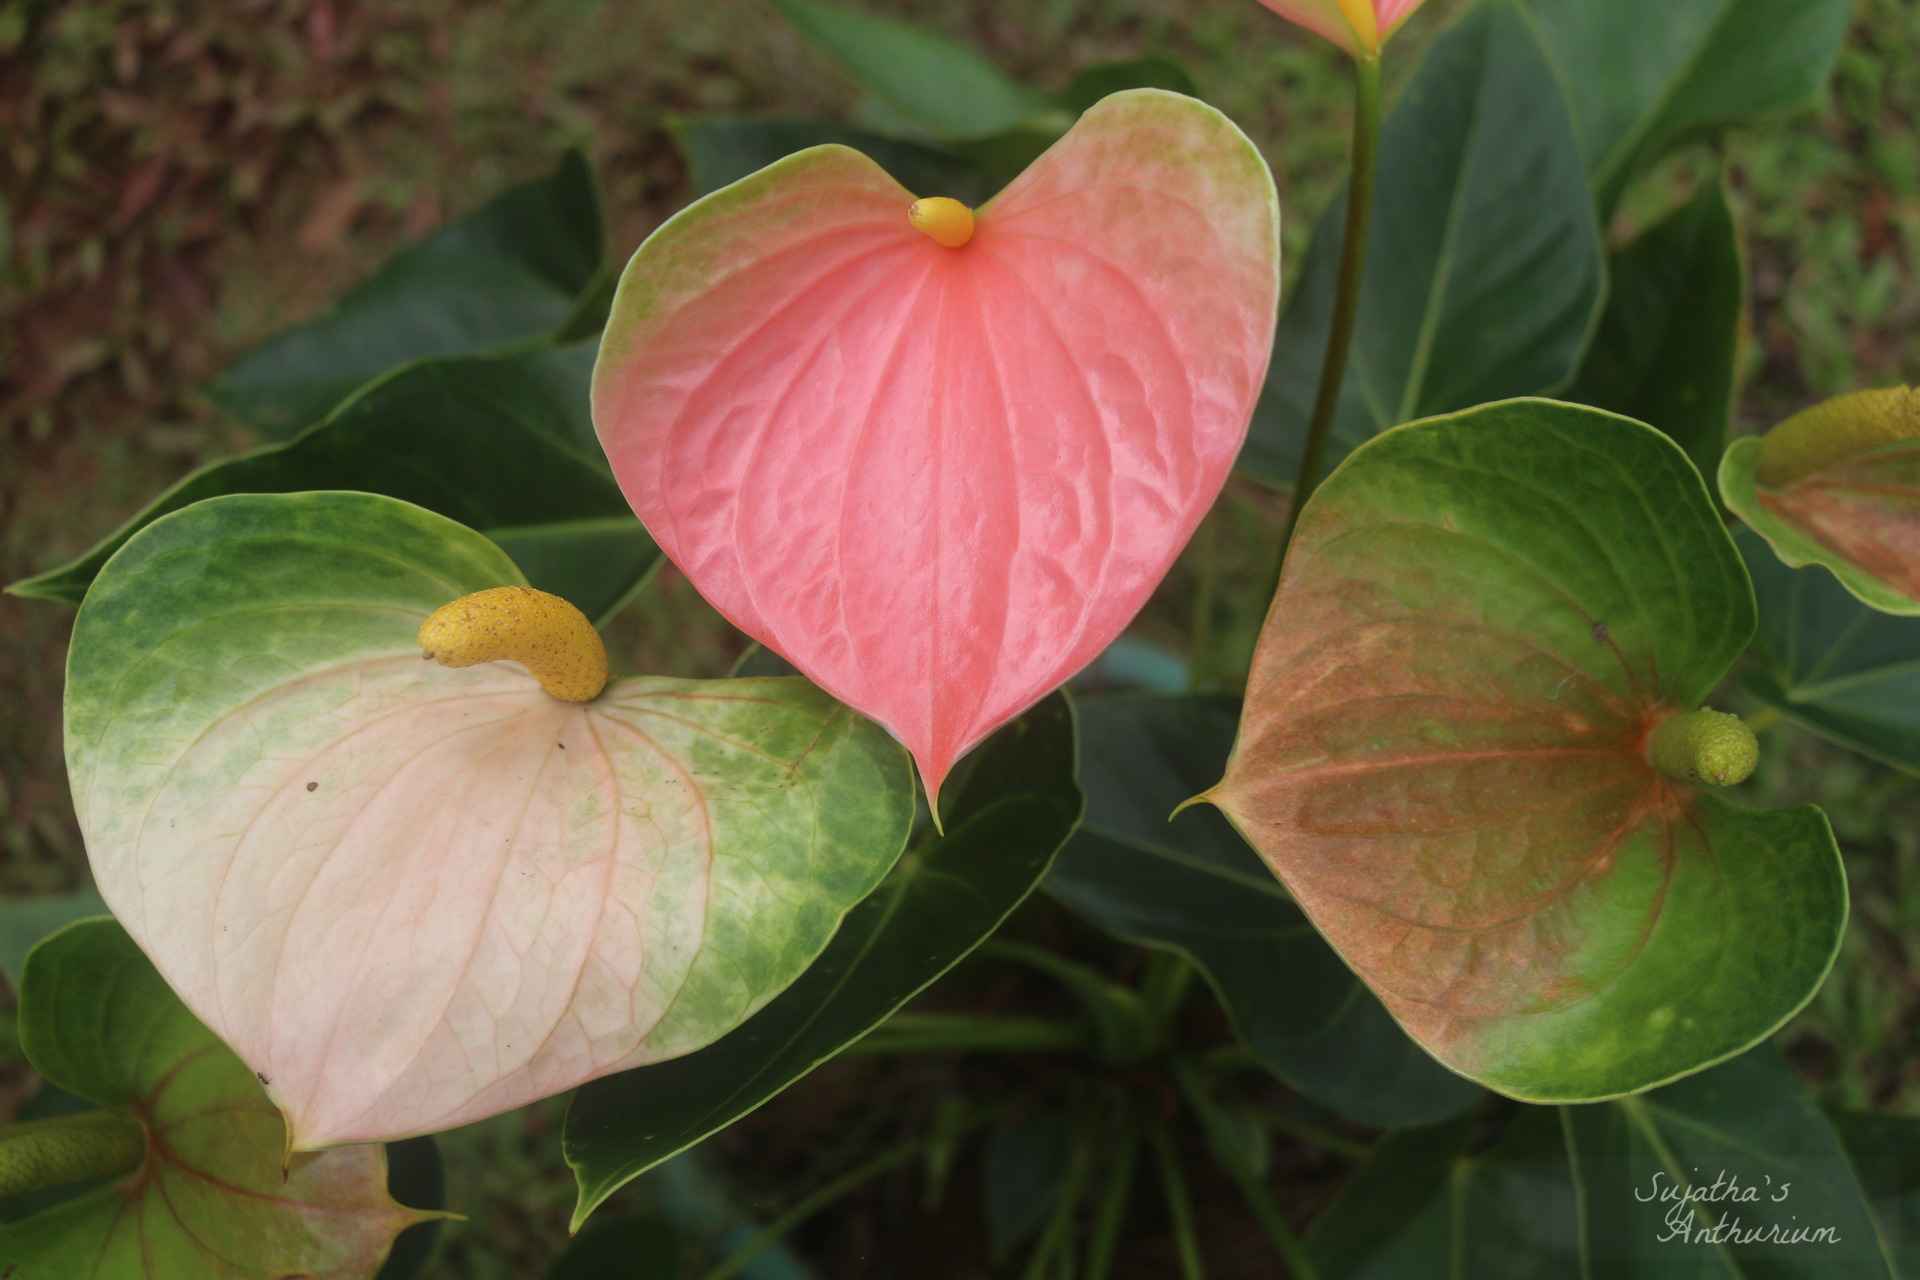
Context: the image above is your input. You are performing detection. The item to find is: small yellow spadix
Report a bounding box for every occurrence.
[909,197,975,249]
[419,586,608,703]
[1336,0,1381,53]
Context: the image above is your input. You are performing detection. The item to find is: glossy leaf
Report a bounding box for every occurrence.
[1242,0,1603,484]
[771,0,1054,140]
[1527,0,1854,212]
[0,918,442,1277]
[0,889,105,991]
[1568,176,1744,483]
[564,693,1080,1230]
[594,89,1279,805]
[1307,1109,1578,1279]
[1212,399,1846,1101]
[211,151,603,437]
[1738,528,1920,775]
[1044,694,1483,1127]
[1721,393,1920,616]
[1564,1045,1892,1275]
[10,344,659,624]
[64,491,914,1149]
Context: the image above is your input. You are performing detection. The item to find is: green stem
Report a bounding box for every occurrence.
[978,939,1155,1062]
[1252,1107,1373,1162]
[1149,1120,1208,1280]
[848,1012,1086,1056]
[1141,950,1197,1030]
[0,1109,146,1198]
[700,1138,926,1280]
[1023,1130,1092,1280]
[1273,53,1385,583]
[1085,1128,1140,1280]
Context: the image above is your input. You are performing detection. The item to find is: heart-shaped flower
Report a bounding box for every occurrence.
[1254,0,1429,57]
[64,492,915,1149]
[592,89,1282,808]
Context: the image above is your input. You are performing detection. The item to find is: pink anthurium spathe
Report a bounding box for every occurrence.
[1255,0,1427,57]
[592,89,1282,808]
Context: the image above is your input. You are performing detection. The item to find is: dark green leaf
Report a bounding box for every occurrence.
[1738,527,1920,774]
[0,889,105,991]
[1568,177,1744,482]
[771,0,1054,139]
[1044,694,1483,1127]
[1829,1110,1920,1273]
[563,693,1083,1230]
[1312,1048,1894,1277]
[1526,0,1854,212]
[378,1137,451,1280]
[984,1112,1074,1261]
[1242,0,1604,484]
[669,117,993,204]
[1057,58,1199,115]
[10,343,657,624]
[1308,1108,1578,1279]
[549,1214,685,1280]
[1564,1045,1892,1275]
[211,151,603,437]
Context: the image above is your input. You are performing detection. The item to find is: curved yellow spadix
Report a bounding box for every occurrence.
[1337,0,1381,52]
[908,197,975,248]
[418,586,608,702]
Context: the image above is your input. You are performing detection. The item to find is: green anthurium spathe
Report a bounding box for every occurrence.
[0,918,448,1278]
[1205,399,1846,1102]
[62,491,915,1151]
[1721,386,1920,616]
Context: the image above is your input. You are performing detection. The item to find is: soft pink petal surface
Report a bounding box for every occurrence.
[593,90,1279,804]
[1255,0,1428,52]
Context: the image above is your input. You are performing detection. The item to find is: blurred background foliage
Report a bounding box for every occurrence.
[2,0,1918,1274]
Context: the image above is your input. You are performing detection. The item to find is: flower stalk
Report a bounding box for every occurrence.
[1279,53,1385,568]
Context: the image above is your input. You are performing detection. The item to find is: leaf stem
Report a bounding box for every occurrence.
[699,1137,928,1280]
[1141,950,1197,1031]
[0,1108,146,1199]
[847,1012,1086,1055]
[977,939,1156,1062]
[1149,1119,1208,1280]
[1085,1125,1140,1280]
[1274,53,1385,580]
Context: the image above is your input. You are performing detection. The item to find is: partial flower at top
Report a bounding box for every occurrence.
[1255,0,1428,58]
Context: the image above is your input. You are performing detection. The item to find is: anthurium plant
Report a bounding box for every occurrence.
[4,0,1907,1275]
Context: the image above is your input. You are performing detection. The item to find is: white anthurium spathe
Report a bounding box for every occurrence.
[64,491,914,1149]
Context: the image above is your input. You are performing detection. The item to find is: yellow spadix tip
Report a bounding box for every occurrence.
[909,197,975,249]
[419,586,608,703]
